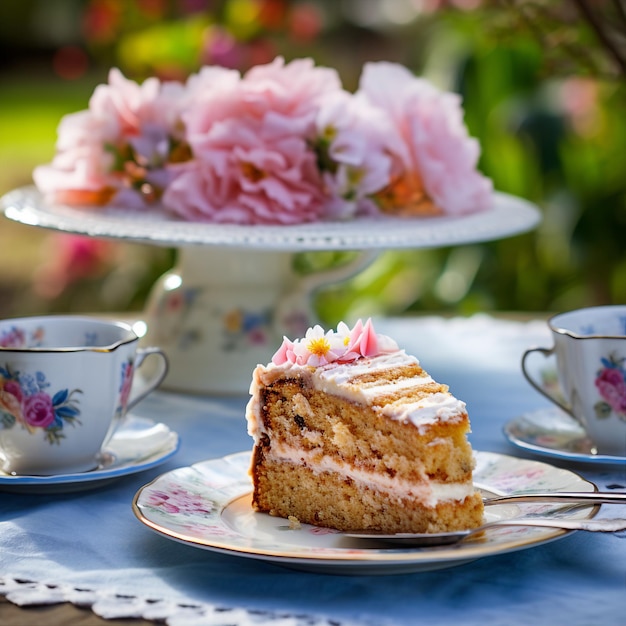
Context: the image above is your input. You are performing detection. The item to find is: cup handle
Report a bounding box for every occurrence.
[299,250,380,292]
[127,347,169,411]
[521,346,574,417]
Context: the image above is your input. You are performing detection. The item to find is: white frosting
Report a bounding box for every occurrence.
[269,441,474,506]
[381,393,466,427]
[259,352,465,429]
[315,351,419,385]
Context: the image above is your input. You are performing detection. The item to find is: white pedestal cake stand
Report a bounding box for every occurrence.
[1,186,540,394]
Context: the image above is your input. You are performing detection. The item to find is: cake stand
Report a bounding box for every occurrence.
[1,186,540,394]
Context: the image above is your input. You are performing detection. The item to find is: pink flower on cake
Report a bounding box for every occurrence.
[357,61,493,216]
[271,319,399,367]
[345,318,398,359]
[33,68,189,208]
[273,324,347,367]
[163,57,341,225]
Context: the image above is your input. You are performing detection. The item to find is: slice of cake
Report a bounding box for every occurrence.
[245,319,484,534]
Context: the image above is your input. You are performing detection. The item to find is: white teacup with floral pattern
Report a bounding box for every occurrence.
[0,315,168,475]
[522,305,626,456]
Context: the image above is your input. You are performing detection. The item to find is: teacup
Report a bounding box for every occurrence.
[521,305,626,456]
[0,315,168,475]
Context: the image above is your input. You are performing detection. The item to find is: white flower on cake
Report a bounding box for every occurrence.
[33,58,493,224]
[272,319,399,367]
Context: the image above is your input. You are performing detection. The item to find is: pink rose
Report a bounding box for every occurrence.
[595,367,626,414]
[163,57,342,225]
[357,62,493,216]
[33,68,188,208]
[315,91,392,219]
[22,392,56,429]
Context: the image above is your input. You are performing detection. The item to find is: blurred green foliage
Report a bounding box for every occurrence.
[1,0,625,322]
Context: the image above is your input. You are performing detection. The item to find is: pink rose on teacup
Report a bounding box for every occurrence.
[595,364,626,416]
[22,392,57,429]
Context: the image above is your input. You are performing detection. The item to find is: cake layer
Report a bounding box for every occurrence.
[254,379,474,484]
[251,453,484,533]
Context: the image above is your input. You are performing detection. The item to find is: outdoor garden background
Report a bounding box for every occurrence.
[1,0,625,324]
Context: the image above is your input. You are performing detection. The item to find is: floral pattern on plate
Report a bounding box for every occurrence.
[133,450,598,575]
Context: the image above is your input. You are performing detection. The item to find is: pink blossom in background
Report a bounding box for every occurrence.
[32,57,494,224]
[34,68,188,208]
[357,61,493,216]
[33,234,114,300]
[164,57,341,224]
[315,91,392,219]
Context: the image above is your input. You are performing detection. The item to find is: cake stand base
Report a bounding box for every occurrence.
[140,246,378,394]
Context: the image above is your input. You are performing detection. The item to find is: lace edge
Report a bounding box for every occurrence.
[0,576,342,626]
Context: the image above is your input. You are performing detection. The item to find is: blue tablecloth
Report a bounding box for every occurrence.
[1,315,625,626]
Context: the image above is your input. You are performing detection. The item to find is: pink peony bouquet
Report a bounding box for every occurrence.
[34,58,493,226]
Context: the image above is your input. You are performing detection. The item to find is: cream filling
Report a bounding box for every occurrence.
[380,393,466,429]
[315,351,419,385]
[358,375,434,397]
[269,441,475,507]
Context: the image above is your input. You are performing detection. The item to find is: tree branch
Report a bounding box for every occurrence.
[569,0,626,78]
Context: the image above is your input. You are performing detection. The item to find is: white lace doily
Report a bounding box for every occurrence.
[0,576,348,626]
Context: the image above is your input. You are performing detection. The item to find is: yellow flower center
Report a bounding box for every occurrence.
[307,337,331,357]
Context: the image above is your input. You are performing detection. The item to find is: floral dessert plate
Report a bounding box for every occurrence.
[132,450,598,575]
[2,187,539,252]
[0,415,180,493]
[504,407,626,465]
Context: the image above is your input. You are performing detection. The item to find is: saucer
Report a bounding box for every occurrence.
[504,407,626,465]
[0,414,180,493]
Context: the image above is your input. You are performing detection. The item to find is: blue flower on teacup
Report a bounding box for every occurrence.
[594,353,626,421]
[0,365,82,444]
